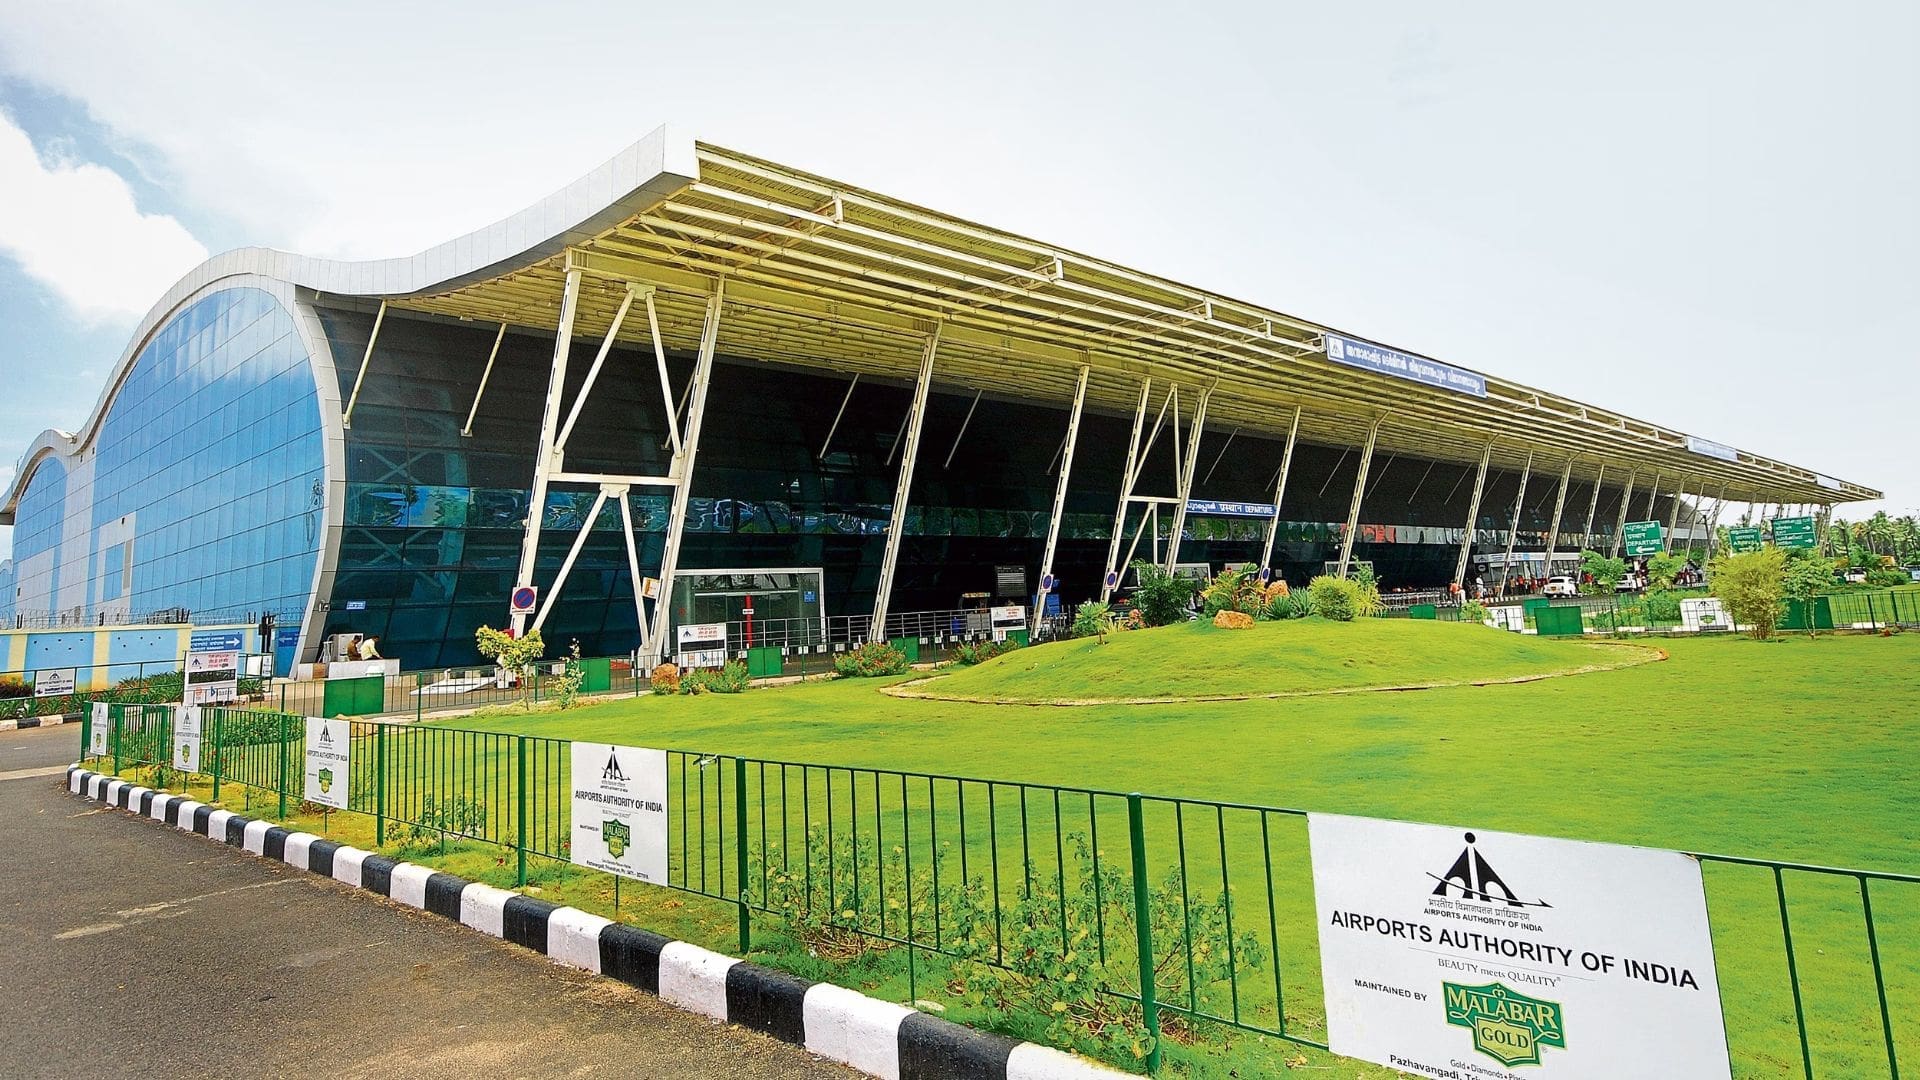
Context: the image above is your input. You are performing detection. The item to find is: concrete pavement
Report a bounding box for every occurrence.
[0,723,851,1079]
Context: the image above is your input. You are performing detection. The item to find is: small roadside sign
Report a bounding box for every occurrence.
[1770,515,1818,550]
[1039,572,1055,592]
[640,577,660,600]
[34,668,76,698]
[1103,570,1120,590]
[1623,520,1664,557]
[1726,526,1764,554]
[511,585,538,614]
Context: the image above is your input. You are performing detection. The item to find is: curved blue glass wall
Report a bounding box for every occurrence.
[9,456,69,618]
[86,287,326,625]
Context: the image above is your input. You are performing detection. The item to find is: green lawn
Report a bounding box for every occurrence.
[99,627,1920,1078]
[919,617,1648,702]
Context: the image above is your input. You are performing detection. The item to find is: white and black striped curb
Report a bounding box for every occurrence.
[0,714,74,732]
[66,766,1125,1080]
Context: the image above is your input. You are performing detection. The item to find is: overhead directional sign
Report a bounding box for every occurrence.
[1323,332,1487,398]
[1623,520,1664,557]
[1183,499,1277,518]
[1771,515,1818,550]
[1726,526,1764,554]
[1684,435,1739,462]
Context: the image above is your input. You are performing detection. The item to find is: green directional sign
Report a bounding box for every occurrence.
[1771,515,1818,550]
[1623,520,1664,557]
[1727,526,1764,554]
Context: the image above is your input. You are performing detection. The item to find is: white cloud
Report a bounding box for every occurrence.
[0,109,206,320]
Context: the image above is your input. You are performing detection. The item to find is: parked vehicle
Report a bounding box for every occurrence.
[1543,575,1579,597]
[1616,573,1645,593]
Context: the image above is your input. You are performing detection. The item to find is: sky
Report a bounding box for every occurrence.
[0,1,1913,561]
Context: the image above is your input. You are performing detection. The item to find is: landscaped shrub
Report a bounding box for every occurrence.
[681,661,750,694]
[1709,548,1787,640]
[1200,566,1289,620]
[1460,600,1490,624]
[1308,575,1363,621]
[1072,600,1116,643]
[649,663,681,694]
[1212,609,1254,630]
[1349,565,1385,618]
[834,642,910,677]
[1867,567,1911,589]
[953,638,1022,666]
[1266,589,1312,619]
[1128,560,1193,626]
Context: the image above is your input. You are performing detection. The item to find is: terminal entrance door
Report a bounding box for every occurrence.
[670,568,824,649]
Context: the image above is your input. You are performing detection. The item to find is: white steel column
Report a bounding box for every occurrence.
[1497,451,1535,593]
[460,322,510,437]
[1703,484,1730,559]
[1161,387,1212,575]
[943,390,984,469]
[1642,471,1662,521]
[1032,366,1089,633]
[1334,415,1384,578]
[616,489,647,652]
[1610,471,1637,559]
[340,300,389,430]
[817,375,859,460]
[530,488,613,633]
[1256,406,1303,573]
[1580,465,1606,552]
[1665,476,1690,553]
[1452,440,1494,589]
[1541,458,1576,579]
[1100,380,1153,602]
[869,326,942,640]
[512,270,582,635]
[555,286,640,453]
[645,281,727,663]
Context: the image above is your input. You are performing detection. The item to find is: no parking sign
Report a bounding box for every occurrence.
[511,585,538,614]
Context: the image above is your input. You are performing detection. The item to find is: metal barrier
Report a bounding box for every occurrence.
[0,658,272,722]
[82,704,1917,1078]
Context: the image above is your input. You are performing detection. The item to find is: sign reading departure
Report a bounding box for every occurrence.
[303,716,351,810]
[569,742,669,884]
[1726,526,1764,554]
[1771,516,1818,550]
[1622,520,1664,557]
[1323,333,1487,398]
[1183,499,1278,518]
[1308,814,1730,1079]
[1684,435,1739,463]
[172,705,203,774]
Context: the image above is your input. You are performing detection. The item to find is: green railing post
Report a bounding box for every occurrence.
[515,735,529,887]
[376,723,389,847]
[111,706,122,776]
[211,708,223,803]
[415,672,424,724]
[279,681,287,712]
[277,711,290,819]
[735,756,751,953]
[1126,793,1162,1075]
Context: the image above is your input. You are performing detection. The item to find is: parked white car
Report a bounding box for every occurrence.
[1543,575,1579,597]
[1616,573,1645,593]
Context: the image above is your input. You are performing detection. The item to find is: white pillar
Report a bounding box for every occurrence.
[461,321,510,438]
[1256,406,1303,574]
[1334,415,1384,578]
[1498,451,1535,593]
[512,270,582,635]
[645,281,726,664]
[1033,366,1090,633]
[870,327,941,639]
[1665,476,1690,553]
[1100,380,1154,602]
[1580,464,1606,553]
[1610,471,1637,559]
[1541,458,1576,580]
[340,300,389,430]
[1161,387,1211,575]
[1453,441,1494,589]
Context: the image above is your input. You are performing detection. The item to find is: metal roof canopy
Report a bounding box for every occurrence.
[329,136,1871,506]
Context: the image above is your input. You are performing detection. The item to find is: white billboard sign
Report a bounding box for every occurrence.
[1308,813,1729,1079]
[185,649,240,706]
[172,705,203,774]
[675,622,728,670]
[88,701,110,756]
[570,741,669,885]
[34,668,75,698]
[303,716,351,810]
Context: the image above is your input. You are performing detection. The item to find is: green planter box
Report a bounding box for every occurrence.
[1535,605,1585,637]
[579,656,612,693]
[1003,629,1029,647]
[1783,596,1834,631]
[1408,604,1438,620]
[888,636,921,663]
[322,674,386,717]
[1522,597,1553,618]
[746,646,784,678]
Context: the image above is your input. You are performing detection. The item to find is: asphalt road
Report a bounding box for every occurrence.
[0,723,850,1079]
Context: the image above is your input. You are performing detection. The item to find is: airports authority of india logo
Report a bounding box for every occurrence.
[602,818,631,859]
[1443,981,1566,1067]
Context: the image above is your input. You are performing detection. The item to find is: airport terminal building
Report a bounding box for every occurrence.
[0,127,1877,671]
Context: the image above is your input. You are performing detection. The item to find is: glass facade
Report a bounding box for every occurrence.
[314,305,1658,670]
[6,287,325,635]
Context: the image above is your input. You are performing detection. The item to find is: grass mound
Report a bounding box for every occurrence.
[914,617,1643,703]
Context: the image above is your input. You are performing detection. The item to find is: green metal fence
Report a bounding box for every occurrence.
[80,703,1916,1077]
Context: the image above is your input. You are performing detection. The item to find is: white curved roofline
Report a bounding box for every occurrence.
[2,124,698,519]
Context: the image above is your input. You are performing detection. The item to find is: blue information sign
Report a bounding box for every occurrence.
[1323,332,1487,398]
[189,631,244,652]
